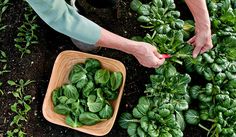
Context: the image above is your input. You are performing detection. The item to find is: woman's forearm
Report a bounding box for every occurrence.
[185,0,211,30]
[96,28,141,55]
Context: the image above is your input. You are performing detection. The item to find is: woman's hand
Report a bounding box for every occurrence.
[185,0,213,58]
[132,42,165,68]
[188,27,213,58]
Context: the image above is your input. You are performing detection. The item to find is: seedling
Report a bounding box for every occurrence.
[15,5,38,58]
[0,82,3,95]
[0,0,10,22]
[0,50,10,75]
[7,79,34,137]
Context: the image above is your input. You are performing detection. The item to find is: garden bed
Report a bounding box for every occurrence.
[0,0,231,137]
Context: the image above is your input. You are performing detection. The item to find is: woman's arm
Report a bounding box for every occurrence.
[26,0,164,68]
[185,0,213,58]
[96,28,165,68]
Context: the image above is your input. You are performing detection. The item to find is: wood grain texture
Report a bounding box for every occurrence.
[42,50,126,136]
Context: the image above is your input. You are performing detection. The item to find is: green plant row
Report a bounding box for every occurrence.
[14,3,39,58]
[52,59,123,127]
[0,50,10,76]
[119,0,236,137]
[0,0,10,31]
[183,0,236,136]
[119,62,191,137]
[6,79,34,137]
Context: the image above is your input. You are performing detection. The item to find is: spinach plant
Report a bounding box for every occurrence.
[0,0,10,32]
[52,59,123,127]
[15,5,38,58]
[0,82,3,95]
[0,50,10,75]
[6,79,34,137]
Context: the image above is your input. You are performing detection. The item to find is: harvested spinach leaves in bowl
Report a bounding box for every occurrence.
[51,58,123,127]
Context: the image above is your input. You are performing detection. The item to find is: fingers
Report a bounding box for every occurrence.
[153,58,165,68]
[192,44,202,58]
[153,50,163,59]
[188,36,196,44]
[200,42,213,54]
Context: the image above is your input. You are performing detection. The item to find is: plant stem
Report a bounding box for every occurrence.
[198,123,210,132]
[207,119,215,122]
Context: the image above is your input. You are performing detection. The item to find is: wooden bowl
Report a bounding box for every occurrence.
[42,50,126,136]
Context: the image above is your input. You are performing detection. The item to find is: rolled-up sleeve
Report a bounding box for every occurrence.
[26,0,101,44]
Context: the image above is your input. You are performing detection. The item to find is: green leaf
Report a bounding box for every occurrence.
[130,0,142,11]
[65,115,82,128]
[79,112,103,125]
[85,58,101,72]
[99,103,113,119]
[54,104,71,115]
[137,4,150,15]
[211,63,223,72]
[202,53,214,63]
[205,83,213,95]
[132,107,144,118]
[137,15,150,23]
[24,103,31,113]
[95,69,110,85]
[127,123,138,136]
[58,96,68,104]
[103,87,118,100]
[7,80,16,86]
[82,81,95,97]
[63,84,79,99]
[110,72,123,91]
[140,116,149,132]
[52,88,62,106]
[175,111,185,131]
[71,64,87,73]
[69,71,87,85]
[185,109,200,125]
[174,99,188,111]
[137,96,151,115]
[137,126,146,137]
[87,94,104,113]
[119,112,136,129]
[11,103,17,113]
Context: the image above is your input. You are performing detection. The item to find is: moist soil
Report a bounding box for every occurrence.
[0,0,206,137]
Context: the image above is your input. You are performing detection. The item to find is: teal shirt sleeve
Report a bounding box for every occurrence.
[26,0,101,45]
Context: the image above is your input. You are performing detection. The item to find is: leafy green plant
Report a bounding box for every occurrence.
[7,79,34,137]
[0,0,10,32]
[120,0,236,136]
[52,59,123,127]
[14,5,38,58]
[0,0,10,22]
[0,82,3,95]
[0,50,10,75]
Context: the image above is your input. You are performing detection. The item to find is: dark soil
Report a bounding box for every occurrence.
[0,0,206,137]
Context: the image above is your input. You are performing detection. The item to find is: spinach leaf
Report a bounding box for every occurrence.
[110,72,123,91]
[65,115,82,128]
[99,103,113,119]
[54,104,71,115]
[87,94,104,113]
[79,112,103,125]
[185,109,200,125]
[63,84,79,100]
[95,69,110,85]
[82,81,94,97]
[85,58,101,72]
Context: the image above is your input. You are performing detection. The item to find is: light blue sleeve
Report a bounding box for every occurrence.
[26,0,101,45]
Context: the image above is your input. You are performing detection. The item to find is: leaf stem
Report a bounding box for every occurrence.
[198,123,210,132]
